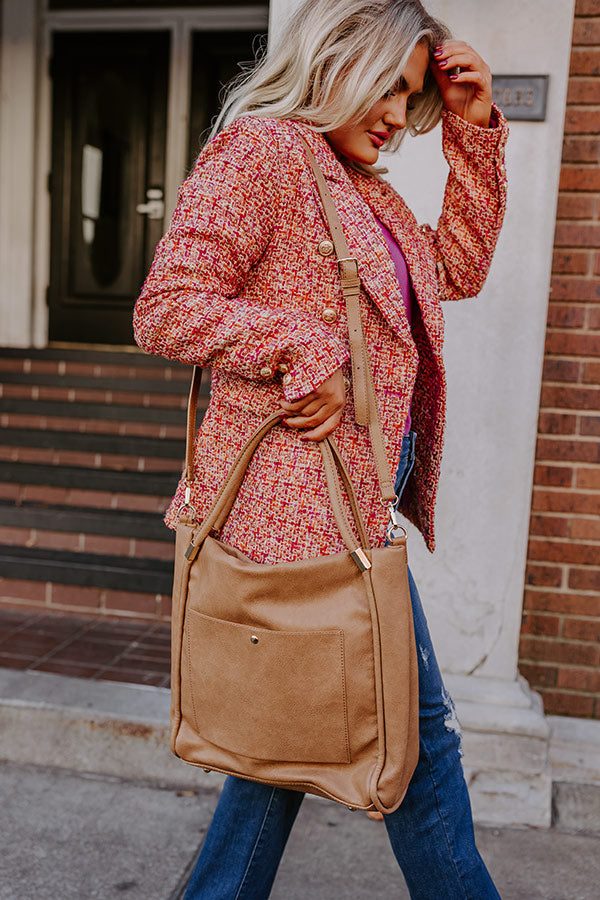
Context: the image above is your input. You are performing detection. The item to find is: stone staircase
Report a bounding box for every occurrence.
[0,347,208,622]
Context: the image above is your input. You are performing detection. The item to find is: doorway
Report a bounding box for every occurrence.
[47,26,260,345]
[48,31,169,344]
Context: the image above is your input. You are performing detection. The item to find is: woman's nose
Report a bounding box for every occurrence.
[383,98,406,131]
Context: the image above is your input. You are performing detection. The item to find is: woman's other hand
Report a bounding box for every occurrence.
[278,368,346,441]
[430,41,492,128]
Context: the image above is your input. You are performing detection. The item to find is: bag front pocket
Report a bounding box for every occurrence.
[183,609,351,764]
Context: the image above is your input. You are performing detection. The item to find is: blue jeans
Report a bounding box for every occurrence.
[184,432,501,900]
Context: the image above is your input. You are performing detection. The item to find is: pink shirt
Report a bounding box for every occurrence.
[374,217,415,436]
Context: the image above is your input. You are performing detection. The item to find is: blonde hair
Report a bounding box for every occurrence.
[211,0,451,166]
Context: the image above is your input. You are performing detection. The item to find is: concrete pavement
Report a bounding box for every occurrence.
[1,759,599,900]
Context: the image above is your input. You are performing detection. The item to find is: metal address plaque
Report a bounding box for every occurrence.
[491,75,549,121]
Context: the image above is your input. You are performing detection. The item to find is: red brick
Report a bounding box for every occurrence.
[141,457,183,473]
[538,412,577,434]
[535,438,599,464]
[103,590,162,617]
[83,535,132,556]
[21,485,68,504]
[112,494,170,513]
[532,488,599,513]
[569,567,600,591]
[554,222,600,247]
[556,192,598,219]
[0,525,32,546]
[595,255,600,278]
[566,80,600,107]
[540,384,600,410]
[563,136,600,164]
[0,579,47,603]
[587,306,600,327]
[541,358,581,382]
[49,584,103,609]
[518,662,558,688]
[557,667,600,692]
[0,483,21,501]
[552,250,591,274]
[533,464,574,486]
[570,48,600,76]
[546,306,587,330]
[563,617,600,640]
[571,516,600,539]
[540,690,595,717]
[525,564,563,587]
[521,612,561,636]
[34,530,81,552]
[573,17,600,43]
[575,465,600,487]
[580,414,600,434]
[527,538,600,565]
[64,489,113,509]
[559,163,600,188]
[519,635,599,666]
[545,332,600,355]
[133,539,175,561]
[549,276,600,300]
[576,0,600,15]
[524,589,600,616]
[582,360,600,383]
[529,514,570,538]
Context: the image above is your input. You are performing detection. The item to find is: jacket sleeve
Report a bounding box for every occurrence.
[420,103,509,301]
[133,117,349,401]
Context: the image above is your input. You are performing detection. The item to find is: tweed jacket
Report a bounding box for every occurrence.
[133,106,508,564]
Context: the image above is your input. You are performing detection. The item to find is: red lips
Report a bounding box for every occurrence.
[367,131,390,148]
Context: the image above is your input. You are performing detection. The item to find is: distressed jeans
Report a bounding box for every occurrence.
[184,432,501,900]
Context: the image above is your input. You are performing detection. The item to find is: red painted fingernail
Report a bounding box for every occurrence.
[433,48,443,56]
[449,73,459,80]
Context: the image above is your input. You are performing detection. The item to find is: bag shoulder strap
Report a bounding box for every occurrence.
[299,137,395,503]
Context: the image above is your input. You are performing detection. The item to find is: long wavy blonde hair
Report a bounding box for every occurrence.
[211,0,451,164]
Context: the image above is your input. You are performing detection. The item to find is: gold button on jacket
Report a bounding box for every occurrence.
[321,307,338,324]
[317,239,334,256]
[259,366,272,378]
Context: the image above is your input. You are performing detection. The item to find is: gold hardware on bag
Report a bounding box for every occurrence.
[350,548,371,572]
[185,541,199,561]
[250,635,259,644]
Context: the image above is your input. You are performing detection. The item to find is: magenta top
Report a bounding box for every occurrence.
[374,217,414,436]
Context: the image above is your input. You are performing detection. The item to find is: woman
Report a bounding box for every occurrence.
[134,1,508,896]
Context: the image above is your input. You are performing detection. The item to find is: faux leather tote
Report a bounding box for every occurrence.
[169,141,419,813]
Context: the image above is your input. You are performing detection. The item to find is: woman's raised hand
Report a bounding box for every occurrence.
[278,368,346,441]
[430,41,492,128]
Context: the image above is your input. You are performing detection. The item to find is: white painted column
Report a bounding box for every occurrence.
[0,0,38,347]
[269,0,575,826]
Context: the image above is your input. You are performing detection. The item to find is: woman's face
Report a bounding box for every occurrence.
[325,41,430,165]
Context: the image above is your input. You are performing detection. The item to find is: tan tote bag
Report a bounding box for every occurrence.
[169,142,419,814]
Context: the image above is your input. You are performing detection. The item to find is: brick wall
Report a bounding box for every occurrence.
[519,0,600,720]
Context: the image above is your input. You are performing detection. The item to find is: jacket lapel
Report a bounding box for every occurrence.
[289,123,414,346]
[349,171,446,354]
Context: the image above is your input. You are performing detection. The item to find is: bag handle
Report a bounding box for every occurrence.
[184,408,378,572]
[299,138,396,504]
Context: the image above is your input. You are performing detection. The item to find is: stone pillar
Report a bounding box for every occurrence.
[269,0,576,826]
[0,0,38,347]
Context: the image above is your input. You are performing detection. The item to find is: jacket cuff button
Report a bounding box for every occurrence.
[277,362,289,374]
[282,373,292,386]
[259,366,272,378]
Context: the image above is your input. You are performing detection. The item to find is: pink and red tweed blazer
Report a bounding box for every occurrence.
[134,107,508,564]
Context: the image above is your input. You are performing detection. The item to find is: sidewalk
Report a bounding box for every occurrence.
[1,758,599,900]
[0,609,599,898]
